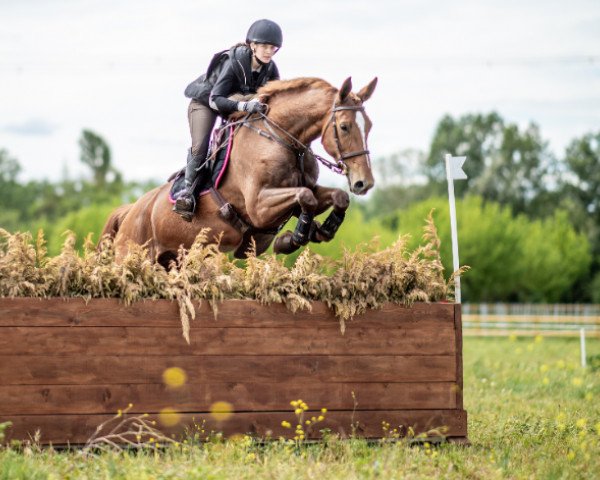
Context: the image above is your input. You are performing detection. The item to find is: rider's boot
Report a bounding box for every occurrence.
[173,149,204,222]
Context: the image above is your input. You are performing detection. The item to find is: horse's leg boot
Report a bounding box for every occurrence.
[314,209,346,241]
[291,212,313,246]
[273,231,300,255]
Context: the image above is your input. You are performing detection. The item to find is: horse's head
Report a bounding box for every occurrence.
[321,77,378,195]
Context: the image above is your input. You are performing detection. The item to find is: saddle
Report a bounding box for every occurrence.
[168,124,234,204]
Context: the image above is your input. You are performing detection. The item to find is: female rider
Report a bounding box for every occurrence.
[174,19,283,221]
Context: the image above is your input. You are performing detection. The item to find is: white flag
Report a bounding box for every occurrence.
[449,156,468,180]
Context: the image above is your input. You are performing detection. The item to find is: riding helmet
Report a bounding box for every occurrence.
[246,19,283,48]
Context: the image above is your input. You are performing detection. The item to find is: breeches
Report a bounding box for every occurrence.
[188,100,217,157]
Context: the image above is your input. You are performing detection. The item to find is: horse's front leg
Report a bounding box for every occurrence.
[246,186,318,255]
[309,185,350,243]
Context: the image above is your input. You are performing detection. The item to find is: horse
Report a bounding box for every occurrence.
[101,76,377,268]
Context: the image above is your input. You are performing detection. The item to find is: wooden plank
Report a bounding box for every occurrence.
[0,298,455,328]
[0,382,458,415]
[3,409,468,444]
[454,304,463,410]
[0,355,457,385]
[0,323,456,356]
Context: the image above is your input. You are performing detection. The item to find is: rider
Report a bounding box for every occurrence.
[174,19,283,221]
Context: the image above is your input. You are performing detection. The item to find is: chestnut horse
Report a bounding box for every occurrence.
[102,76,377,267]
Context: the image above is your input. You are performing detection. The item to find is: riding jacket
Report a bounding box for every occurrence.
[184,45,280,116]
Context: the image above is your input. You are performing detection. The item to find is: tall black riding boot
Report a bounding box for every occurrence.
[173,149,205,222]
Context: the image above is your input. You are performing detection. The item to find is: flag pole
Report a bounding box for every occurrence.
[445,154,462,304]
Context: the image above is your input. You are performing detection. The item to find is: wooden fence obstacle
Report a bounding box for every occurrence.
[0,298,467,445]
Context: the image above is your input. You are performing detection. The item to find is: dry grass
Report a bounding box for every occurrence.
[0,214,452,341]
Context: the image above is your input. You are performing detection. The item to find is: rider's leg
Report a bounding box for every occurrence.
[174,100,217,221]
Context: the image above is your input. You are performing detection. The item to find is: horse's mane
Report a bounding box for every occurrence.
[258,77,336,100]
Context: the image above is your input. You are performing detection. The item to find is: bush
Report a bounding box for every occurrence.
[380,196,591,302]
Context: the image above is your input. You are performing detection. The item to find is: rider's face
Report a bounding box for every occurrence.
[251,42,279,64]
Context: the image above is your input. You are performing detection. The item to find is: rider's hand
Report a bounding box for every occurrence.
[238,100,267,114]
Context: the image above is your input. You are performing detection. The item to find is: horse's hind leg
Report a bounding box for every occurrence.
[309,186,350,243]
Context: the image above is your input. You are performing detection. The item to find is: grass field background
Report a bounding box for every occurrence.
[1,336,599,479]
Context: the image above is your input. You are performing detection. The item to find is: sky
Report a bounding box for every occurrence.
[1,0,599,186]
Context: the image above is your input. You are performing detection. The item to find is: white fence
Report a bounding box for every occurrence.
[462,303,600,338]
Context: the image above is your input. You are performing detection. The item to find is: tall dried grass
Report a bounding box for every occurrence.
[0,214,455,341]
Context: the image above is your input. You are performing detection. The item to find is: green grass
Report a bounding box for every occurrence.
[1,336,599,479]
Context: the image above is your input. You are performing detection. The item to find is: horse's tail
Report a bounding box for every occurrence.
[99,204,133,243]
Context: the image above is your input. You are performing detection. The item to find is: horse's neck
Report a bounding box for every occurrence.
[269,88,334,145]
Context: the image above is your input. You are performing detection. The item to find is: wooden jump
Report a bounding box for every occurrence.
[0,298,467,444]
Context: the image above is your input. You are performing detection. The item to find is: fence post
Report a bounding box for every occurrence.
[580,328,587,368]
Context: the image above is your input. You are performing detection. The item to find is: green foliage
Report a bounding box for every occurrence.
[380,196,591,302]
[44,203,121,255]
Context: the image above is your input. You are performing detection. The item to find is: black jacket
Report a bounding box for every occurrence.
[184,45,279,116]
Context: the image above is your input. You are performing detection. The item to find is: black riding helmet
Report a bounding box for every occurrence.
[246,19,283,48]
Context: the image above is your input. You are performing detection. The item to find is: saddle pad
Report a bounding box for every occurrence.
[168,125,234,204]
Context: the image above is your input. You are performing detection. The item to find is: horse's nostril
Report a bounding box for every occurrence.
[353,181,364,191]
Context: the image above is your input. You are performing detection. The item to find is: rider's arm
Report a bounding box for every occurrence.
[209,61,242,116]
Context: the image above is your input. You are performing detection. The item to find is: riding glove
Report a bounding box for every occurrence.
[238,100,267,114]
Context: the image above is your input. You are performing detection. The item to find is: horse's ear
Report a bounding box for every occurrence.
[258,93,270,104]
[338,77,353,102]
[357,77,378,102]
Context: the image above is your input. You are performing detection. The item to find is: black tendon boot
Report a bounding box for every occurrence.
[173,150,204,222]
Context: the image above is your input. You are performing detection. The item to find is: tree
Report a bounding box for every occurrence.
[425,112,504,196]
[425,113,557,217]
[561,131,600,300]
[78,129,121,189]
[471,122,557,216]
[562,131,600,230]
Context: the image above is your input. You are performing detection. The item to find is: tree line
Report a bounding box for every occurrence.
[0,113,598,302]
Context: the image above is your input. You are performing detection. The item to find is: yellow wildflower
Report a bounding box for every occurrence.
[162,367,187,388]
[576,418,587,429]
[210,401,234,421]
[572,377,583,387]
[540,364,549,373]
[281,421,291,429]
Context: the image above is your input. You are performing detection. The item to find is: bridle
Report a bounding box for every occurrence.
[323,100,371,164]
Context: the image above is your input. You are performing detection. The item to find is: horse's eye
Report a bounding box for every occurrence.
[340,124,349,133]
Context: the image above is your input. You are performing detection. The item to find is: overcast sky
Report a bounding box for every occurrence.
[1,0,599,185]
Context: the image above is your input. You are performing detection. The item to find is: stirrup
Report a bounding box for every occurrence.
[173,194,195,222]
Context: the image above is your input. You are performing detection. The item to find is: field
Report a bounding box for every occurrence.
[1,336,599,479]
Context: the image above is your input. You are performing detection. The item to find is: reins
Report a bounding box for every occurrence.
[238,99,370,177]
